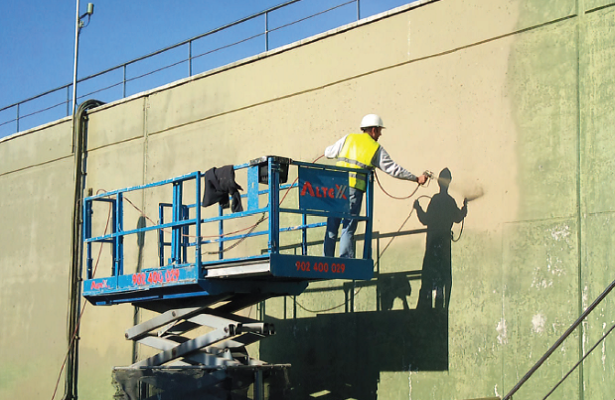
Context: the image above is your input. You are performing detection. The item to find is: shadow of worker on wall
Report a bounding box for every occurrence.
[414,168,467,310]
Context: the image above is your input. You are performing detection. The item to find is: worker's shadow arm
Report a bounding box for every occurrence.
[453,199,468,223]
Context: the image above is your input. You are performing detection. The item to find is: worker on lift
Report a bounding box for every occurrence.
[323,114,429,258]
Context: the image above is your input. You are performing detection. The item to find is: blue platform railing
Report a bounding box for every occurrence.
[82,156,374,304]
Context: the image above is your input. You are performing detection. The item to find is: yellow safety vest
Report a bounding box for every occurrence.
[336,133,380,191]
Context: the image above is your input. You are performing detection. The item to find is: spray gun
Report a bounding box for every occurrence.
[422,170,435,185]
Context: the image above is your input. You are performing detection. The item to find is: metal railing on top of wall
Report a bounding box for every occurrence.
[502,277,615,399]
[0,0,412,137]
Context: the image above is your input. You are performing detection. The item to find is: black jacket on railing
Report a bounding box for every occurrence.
[202,165,243,213]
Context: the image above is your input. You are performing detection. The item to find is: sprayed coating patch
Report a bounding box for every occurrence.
[497,319,508,344]
[532,313,546,333]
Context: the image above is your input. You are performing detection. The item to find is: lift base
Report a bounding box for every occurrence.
[112,365,291,400]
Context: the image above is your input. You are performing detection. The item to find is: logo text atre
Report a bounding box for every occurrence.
[300,181,347,199]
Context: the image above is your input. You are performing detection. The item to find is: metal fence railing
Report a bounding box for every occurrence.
[0,0,414,138]
[502,278,615,400]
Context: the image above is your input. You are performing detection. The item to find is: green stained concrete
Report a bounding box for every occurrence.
[502,219,580,399]
[580,5,615,400]
[507,18,579,222]
[581,6,615,214]
[583,213,615,400]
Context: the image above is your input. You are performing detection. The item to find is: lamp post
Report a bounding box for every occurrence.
[71,1,94,116]
[64,5,95,400]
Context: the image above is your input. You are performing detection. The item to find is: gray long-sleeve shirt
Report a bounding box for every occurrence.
[324,134,418,182]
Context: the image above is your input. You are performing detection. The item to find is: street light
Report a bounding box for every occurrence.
[71,1,94,116]
[65,6,95,400]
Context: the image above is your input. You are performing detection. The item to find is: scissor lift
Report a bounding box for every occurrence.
[82,156,374,398]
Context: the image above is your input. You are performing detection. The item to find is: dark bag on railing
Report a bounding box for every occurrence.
[202,165,243,212]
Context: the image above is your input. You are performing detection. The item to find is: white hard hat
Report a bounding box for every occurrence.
[360,114,385,129]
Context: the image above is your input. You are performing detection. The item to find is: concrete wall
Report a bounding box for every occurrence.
[1,0,615,399]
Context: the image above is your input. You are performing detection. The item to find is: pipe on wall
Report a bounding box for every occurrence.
[63,99,105,400]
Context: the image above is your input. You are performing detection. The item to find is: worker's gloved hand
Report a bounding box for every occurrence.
[416,174,428,185]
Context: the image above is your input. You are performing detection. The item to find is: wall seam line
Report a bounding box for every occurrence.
[585,3,615,13]
[0,155,73,177]
[576,0,585,398]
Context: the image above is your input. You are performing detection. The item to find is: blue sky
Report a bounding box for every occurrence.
[0,0,413,137]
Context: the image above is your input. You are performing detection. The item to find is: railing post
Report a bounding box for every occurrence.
[117,192,124,276]
[356,0,360,20]
[84,198,93,279]
[111,195,122,276]
[123,65,127,98]
[268,157,280,253]
[171,182,183,265]
[15,103,19,133]
[66,86,71,117]
[218,204,224,260]
[195,172,202,272]
[301,214,307,255]
[363,170,373,260]
[265,12,269,51]
[189,41,193,76]
[181,205,189,263]
[159,205,165,267]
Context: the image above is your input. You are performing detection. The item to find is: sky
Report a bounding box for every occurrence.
[0,0,414,137]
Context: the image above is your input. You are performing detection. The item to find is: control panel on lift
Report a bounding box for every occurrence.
[82,156,375,306]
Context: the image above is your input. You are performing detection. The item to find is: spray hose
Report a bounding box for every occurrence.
[374,169,434,200]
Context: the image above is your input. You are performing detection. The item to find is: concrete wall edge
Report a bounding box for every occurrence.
[0,116,71,145]
[70,1,441,119]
